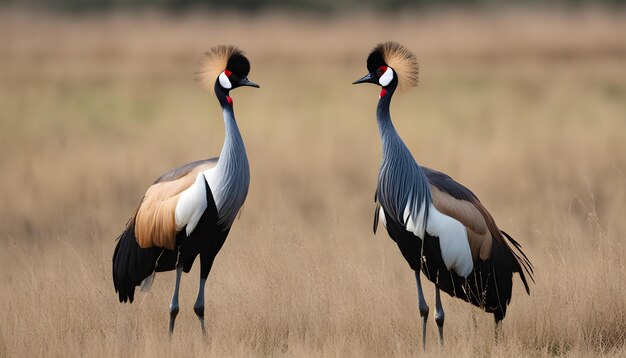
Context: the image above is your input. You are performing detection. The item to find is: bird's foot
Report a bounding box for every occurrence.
[169,306,179,337]
[194,305,205,334]
[419,306,429,351]
[435,312,444,346]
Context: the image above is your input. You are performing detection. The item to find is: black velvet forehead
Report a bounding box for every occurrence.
[226,53,250,77]
[366,48,386,73]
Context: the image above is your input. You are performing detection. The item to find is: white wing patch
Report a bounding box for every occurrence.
[203,166,223,212]
[175,173,208,236]
[426,205,473,277]
[379,207,387,229]
[403,193,427,239]
[403,198,474,278]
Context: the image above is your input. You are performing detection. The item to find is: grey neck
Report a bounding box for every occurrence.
[375,89,431,230]
[211,102,250,228]
[217,106,248,171]
[376,91,399,149]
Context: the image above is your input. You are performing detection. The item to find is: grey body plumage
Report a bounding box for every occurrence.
[155,158,218,183]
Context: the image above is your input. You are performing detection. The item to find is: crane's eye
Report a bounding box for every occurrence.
[230,74,239,82]
[376,66,387,77]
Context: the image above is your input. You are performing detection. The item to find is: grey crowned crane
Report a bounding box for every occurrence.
[112,45,259,335]
[352,42,534,348]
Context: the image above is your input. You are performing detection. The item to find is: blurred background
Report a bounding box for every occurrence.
[1,1,625,357]
[3,0,626,12]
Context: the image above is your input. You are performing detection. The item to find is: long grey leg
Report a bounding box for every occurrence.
[193,233,228,335]
[169,266,183,336]
[434,285,445,345]
[193,277,207,334]
[415,271,429,350]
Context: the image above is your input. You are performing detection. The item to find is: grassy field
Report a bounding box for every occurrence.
[1,9,625,357]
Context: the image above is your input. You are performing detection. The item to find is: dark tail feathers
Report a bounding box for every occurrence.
[501,230,535,295]
[112,217,160,303]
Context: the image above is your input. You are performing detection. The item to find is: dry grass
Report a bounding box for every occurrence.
[1,9,626,357]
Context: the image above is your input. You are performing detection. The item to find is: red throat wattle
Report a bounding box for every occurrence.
[379,88,387,98]
[226,96,233,105]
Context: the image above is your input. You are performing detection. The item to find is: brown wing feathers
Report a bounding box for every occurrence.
[429,185,488,235]
[133,161,216,250]
[425,166,508,263]
[429,185,493,262]
[135,179,186,250]
[425,167,534,293]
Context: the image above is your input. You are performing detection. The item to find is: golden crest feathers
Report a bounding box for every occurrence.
[377,42,419,92]
[197,45,244,92]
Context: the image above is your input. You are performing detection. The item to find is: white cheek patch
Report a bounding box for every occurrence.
[379,67,394,87]
[218,71,232,89]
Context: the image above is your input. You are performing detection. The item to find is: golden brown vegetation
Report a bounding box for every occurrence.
[1,9,625,357]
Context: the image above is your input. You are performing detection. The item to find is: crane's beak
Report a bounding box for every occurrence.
[239,77,260,88]
[352,73,376,85]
